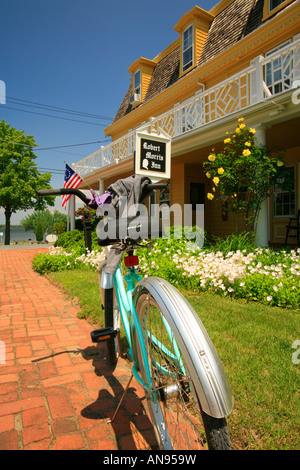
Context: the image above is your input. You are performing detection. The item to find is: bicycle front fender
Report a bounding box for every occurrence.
[132,277,234,419]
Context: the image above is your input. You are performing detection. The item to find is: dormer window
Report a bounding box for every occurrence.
[173,6,214,77]
[134,69,141,96]
[128,58,157,108]
[182,25,194,72]
[270,0,285,10]
[263,0,294,20]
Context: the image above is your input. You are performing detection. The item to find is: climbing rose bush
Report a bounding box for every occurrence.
[203,118,291,231]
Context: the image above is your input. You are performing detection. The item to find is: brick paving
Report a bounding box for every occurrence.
[0,247,157,450]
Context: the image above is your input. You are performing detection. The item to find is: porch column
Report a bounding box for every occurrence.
[255,125,269,246]
[99,179,104,195]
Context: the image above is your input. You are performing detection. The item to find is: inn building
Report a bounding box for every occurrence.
[73,0,300,246]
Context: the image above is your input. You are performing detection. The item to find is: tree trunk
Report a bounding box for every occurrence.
[4,207,11,245]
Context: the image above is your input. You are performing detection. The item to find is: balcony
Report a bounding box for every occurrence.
[74,37,300,178]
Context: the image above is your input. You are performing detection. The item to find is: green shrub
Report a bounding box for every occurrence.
[211,232,256,254]
[54,229,99,253]
[53,221,67,234]
[34,221,44,242]
[54,230,85,251]
[32,252,77,274]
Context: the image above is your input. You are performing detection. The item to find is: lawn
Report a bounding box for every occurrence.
[48,268,300,450]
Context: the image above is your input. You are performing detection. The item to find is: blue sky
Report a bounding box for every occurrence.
[0,0,217,223]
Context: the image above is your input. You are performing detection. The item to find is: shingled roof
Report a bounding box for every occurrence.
[112,0,297,124]
[112,46,180,124]
[198,0,255,67]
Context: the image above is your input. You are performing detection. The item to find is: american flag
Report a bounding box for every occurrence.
[62,163,83,209]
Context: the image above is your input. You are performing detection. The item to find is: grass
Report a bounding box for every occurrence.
[48,268,300,450]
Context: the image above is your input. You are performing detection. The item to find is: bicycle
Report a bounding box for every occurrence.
[37,179,233,450]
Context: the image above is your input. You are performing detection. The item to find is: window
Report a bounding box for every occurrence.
[273,166,296,217]
[134,69,141,96]
[182,25,193,72]
[269,0,285,11]
[265,42,292,95]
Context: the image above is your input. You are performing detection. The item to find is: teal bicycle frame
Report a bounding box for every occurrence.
[111,262,185,399]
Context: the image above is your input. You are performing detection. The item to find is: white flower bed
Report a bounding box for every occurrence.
[47,244,300,307]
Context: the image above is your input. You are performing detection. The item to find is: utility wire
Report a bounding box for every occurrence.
[2,105,108,126]
[38,167,65,172]
[0,139,110,151]
[6,96,113,121]
[36,140,109,150]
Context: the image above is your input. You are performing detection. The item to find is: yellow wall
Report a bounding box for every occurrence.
[106,1,299,142]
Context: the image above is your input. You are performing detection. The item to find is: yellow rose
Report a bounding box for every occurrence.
[239,123,245,129]
[249,128,256,134]
[213,176,220,185]
[245,141,251,147]
[213,187,216,192]
[238,117,245,122]
[206,172,211,178]
[218,167,225,175]
[207,193,214,200]
[236,128,241,134]
[224,138,231,144]
[208,154,216,162]
[242,149,251,157]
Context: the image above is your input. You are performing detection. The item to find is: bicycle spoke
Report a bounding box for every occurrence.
[134,279,232,450]
[141,296,207,450]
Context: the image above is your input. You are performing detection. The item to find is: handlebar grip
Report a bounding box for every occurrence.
[36,189,63,196]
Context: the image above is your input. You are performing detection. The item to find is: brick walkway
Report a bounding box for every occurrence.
[0,247,157,450]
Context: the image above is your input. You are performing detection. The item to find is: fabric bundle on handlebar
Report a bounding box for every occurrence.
[101,175,155,274]
[105,174,153,216]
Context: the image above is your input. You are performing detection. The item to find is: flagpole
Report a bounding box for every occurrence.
[67,199,70,232]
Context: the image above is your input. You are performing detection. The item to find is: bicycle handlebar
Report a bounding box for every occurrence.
[36,180,169,208]
[36,188,92,205]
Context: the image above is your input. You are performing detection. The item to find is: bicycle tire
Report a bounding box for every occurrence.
[98,262,119,364]
[133,277,232,450]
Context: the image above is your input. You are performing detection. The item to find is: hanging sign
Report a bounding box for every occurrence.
[135,130,171,181]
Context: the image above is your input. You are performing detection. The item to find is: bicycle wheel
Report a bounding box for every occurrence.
[98,261,120,364]
[133,277,232,450]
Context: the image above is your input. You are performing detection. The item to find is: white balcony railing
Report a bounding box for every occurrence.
[74,37,300,177]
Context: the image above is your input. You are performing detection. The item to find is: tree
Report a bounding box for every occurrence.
[21,209,67,235]
[203,118,292,233]
[0,120,54,244]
